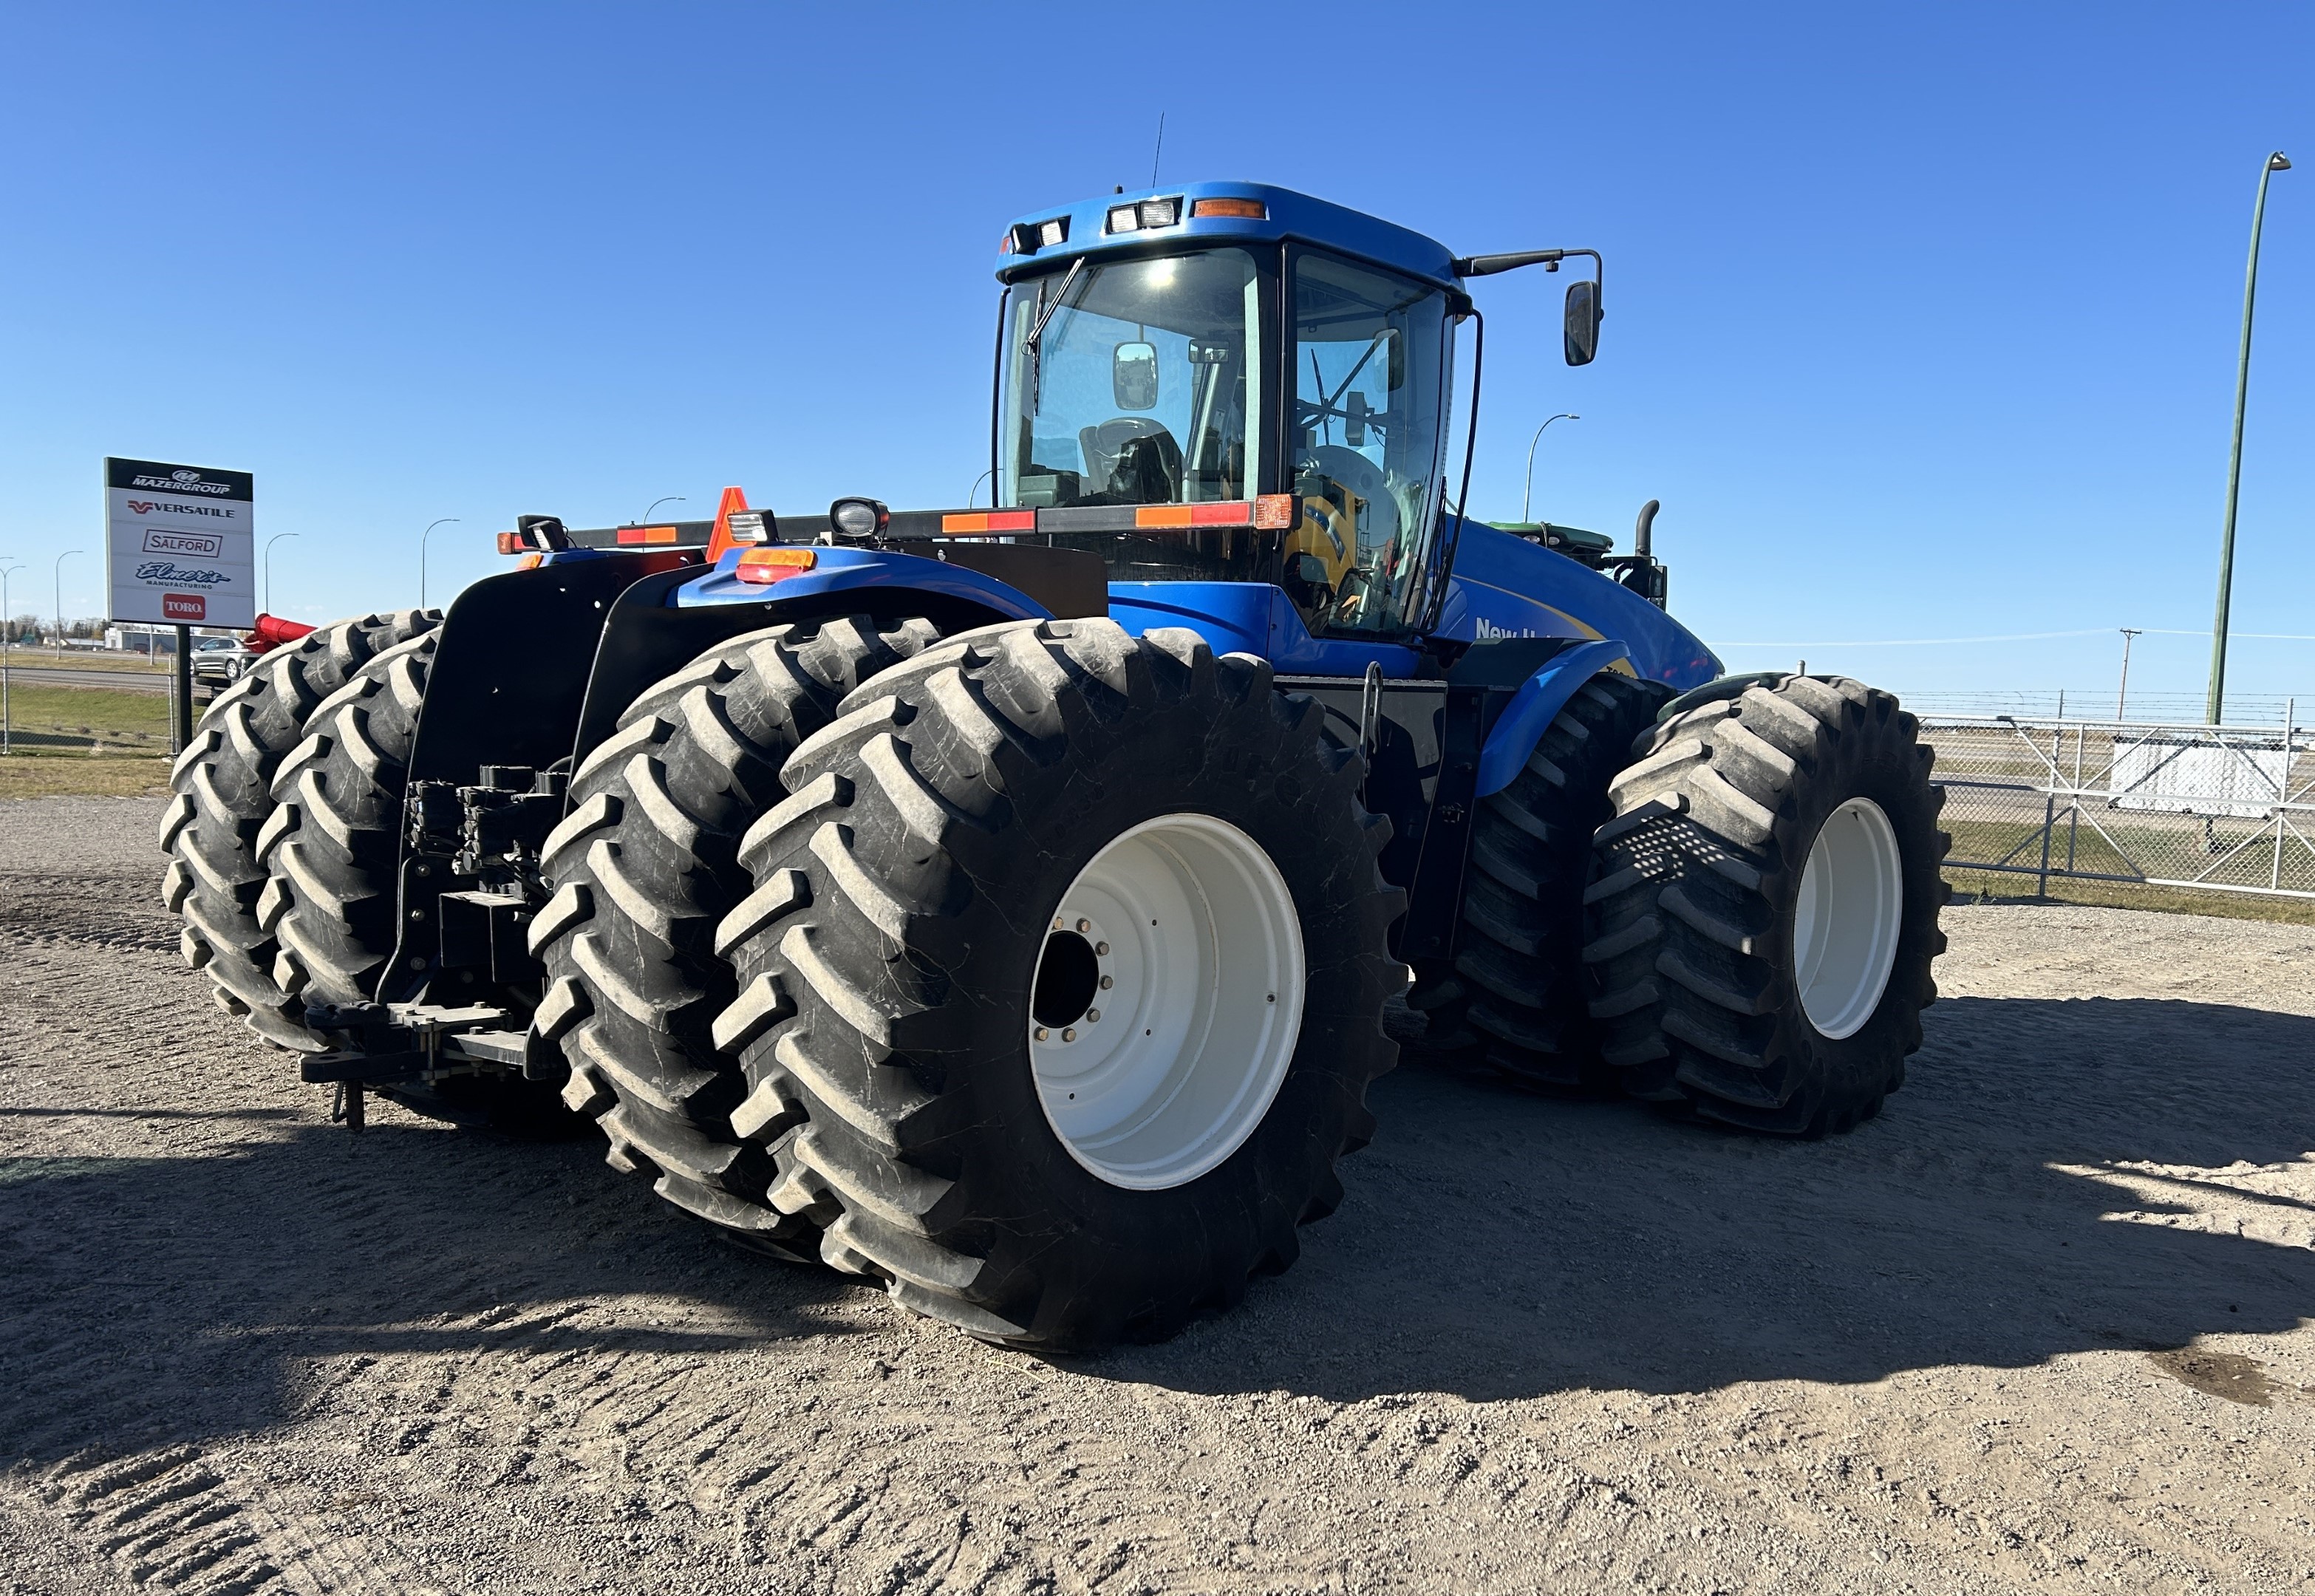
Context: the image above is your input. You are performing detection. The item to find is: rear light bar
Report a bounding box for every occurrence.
[938,496,1295,536]
[616,525,680,545]
[1190,197,1266,220]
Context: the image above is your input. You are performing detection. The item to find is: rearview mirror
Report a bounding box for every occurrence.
[1113,341,1159,409]
[1564,279,1600,366]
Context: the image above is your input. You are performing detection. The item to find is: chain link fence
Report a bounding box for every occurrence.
[1921,715,2315,901]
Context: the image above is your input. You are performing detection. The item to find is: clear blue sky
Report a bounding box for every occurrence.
[6,2,2310,712]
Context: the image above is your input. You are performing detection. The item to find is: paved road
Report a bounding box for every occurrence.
[1,664,175,695]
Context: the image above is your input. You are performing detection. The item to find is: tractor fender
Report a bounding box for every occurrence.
[1473,638,1634,799]
[567,545,1057,774]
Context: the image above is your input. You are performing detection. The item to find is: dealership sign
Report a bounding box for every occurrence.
[104,457,255,630]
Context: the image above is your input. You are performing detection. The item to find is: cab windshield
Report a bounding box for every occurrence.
[998,248,1264,508]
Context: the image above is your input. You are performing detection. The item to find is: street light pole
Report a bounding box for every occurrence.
[54,550,82,658]
[420,519,460,611]
[638,496,685,526]
[2206,150,2291,725]
[0,561,21,754]
[264,532,301,616]
[1520,414,1579,524]
[2116,628,2142,719]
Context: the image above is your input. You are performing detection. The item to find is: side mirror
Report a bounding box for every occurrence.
[1113,341,1159,409]
[1564,279,1601,366]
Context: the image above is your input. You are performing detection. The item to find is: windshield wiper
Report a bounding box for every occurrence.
[1024,256,1087,412]
[1026,256,1087,352]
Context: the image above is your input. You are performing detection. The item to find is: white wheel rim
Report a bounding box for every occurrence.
[1029,813,1305,1191]
[1791,797,1904,1040]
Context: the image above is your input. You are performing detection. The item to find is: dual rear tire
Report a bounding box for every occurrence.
[538,616,1402,1350]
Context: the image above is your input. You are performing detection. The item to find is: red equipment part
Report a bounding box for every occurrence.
[247,613,318,655]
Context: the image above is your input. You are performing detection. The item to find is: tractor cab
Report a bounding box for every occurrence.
[992,183,1472,640]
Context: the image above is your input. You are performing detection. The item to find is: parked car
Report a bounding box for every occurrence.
[190,635,255,692]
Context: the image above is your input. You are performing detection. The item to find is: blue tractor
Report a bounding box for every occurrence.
[163,183,1947,1350]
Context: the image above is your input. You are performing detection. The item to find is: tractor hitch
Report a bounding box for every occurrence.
[299,999,545,1133]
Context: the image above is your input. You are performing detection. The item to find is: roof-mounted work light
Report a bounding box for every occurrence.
[1007,216,1071,254]
[1105,196,1184,233]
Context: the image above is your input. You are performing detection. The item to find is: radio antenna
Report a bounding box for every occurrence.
[1150,113,1165,187]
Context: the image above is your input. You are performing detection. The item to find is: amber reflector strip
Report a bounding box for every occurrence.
[941,511,1037,535]
[1132,502,1253,530]
[1190,197,1267,220]
[1252,494,1296,530]
[616,525,680,545]
[515,553,546,570]
[734,548,819,585]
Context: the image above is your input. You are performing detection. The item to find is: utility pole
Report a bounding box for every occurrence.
[2115,628,2142,719]
[2206,150,2291,725]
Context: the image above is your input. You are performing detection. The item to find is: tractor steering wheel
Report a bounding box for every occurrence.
[1306,446,1401,545]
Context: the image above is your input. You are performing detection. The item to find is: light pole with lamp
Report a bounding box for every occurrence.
[420,519,460,611]
[54,550,82,661]
[0,560,21,754]
[264,532,301,616]
[1521,413,1579,524]
[2206,150,2291,725]
[637,496,686,526]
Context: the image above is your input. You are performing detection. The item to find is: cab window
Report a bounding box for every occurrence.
[1287,251,1451,634]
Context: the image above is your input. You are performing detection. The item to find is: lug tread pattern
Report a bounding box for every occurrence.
[529,615,941,1252]
[1583,676,1951,1135]
[258,632,436,1009]
[158,610,439,1050]
[719,618,1404,1351]
[1405,672,1671,1093]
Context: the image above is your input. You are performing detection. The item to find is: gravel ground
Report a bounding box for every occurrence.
[3,794,2311,1595]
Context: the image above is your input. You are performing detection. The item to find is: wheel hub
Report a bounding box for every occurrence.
[1029,813,1304,1191]
[1792,796,1904,1040]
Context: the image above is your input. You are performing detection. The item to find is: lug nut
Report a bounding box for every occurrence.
[1076,918,1090,933]
[1094,941,1109,956]
[1034,1026,1049,1041]
[1099,975,1114,989]
[1063,1028,1077,1042]
[1086,1009,1100,1022]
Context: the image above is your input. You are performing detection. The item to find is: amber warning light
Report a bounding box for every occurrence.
[733,547,819,585]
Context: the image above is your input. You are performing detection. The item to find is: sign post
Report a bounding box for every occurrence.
[103,457,254,751]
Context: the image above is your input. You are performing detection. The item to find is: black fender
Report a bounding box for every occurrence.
[406,551,693,791]
[567,556,1066,776]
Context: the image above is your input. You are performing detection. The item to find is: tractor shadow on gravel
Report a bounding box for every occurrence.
[0,1107,869,1470]
[4,995,2311,1465]
[1102,995,2315,1404]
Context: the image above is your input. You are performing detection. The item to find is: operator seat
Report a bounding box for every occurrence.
[1081,419,1182,503]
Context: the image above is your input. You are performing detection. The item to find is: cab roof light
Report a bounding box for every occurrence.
[1190,197,1266,220]
[1009,216,1070,254]
[733,547,818,585]
[1105,196,1184,234]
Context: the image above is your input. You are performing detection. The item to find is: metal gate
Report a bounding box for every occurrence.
[1921,716,2315,901]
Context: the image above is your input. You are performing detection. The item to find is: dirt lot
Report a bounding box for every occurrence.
[3,795,2311,1595]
